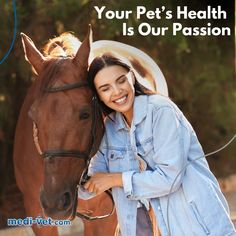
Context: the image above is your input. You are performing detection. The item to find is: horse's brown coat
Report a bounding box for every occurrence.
[14,29,117,236]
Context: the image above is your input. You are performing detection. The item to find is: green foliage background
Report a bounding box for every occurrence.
[0,0,235,196]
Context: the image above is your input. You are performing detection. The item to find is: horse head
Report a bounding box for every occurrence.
[21,27,104,220]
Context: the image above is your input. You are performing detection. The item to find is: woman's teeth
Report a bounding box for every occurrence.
[114,96,127,104]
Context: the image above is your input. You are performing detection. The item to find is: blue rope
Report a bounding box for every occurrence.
[0,0,17,64]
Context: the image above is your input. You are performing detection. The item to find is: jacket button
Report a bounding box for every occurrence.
[158,206,161,211]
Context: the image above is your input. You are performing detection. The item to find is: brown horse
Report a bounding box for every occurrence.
[13,28,117,236]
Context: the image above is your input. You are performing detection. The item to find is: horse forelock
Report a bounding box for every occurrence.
[43,32,82,58]
[33,33,83,96]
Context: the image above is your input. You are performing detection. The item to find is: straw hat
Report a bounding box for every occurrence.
[90,40,168,96]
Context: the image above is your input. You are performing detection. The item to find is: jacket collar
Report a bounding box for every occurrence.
[114,95,148,131]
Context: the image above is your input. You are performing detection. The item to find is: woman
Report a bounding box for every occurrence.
[78,53,235,236]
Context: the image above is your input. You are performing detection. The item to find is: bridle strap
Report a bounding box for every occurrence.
[33,81,93,160]
[42,150,88,159]
[33,122,43,155]
[44,81,89,93]
[40,96,98,160]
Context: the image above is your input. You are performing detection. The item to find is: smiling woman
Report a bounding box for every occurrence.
[77,52,236,236]
[93,66,135,125]
[87,53,156,120]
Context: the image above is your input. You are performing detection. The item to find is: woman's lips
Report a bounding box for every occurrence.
[113,95,128,105]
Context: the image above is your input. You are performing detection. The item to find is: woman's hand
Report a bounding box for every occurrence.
[83,172,123,195]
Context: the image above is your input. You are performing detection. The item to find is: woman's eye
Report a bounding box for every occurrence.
[101,87,109,92]
[118,76,126,84]
[79,112,90,120]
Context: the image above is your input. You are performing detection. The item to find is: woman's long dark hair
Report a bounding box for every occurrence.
[88,53,156,116]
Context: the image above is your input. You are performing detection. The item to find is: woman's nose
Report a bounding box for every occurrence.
[112,86,122,95]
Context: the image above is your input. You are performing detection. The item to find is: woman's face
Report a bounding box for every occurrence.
[94,65,135,118]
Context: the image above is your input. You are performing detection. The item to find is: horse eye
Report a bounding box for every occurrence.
[79,112,90,120]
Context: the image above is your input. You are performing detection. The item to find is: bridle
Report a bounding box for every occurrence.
[32,81,115,220]
[33,81,96,160]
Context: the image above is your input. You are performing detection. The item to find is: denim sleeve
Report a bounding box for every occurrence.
[77,147,108,200]
[78,135,108,200]
[122,107,190,199]
[88,134,109,176]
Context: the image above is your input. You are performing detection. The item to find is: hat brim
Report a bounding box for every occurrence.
[90,40,168,96]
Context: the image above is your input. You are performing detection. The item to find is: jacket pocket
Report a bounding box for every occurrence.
[108,150,127,172]
[108,150,124,161]
[189,201,210,235]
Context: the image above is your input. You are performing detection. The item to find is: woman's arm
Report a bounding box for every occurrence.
[83,172,122,195]
[122,106,190,199]
[78,135,110,199]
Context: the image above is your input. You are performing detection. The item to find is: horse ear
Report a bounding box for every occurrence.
[21,33,45,75]
[73,25,93,69]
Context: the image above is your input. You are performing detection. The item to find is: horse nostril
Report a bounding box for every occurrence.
[58,192,71,211]
[40,190,49,210]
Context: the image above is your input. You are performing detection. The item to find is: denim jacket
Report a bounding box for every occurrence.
[78,95,236,236]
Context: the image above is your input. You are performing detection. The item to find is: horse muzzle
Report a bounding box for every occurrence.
[39,187,77,220]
